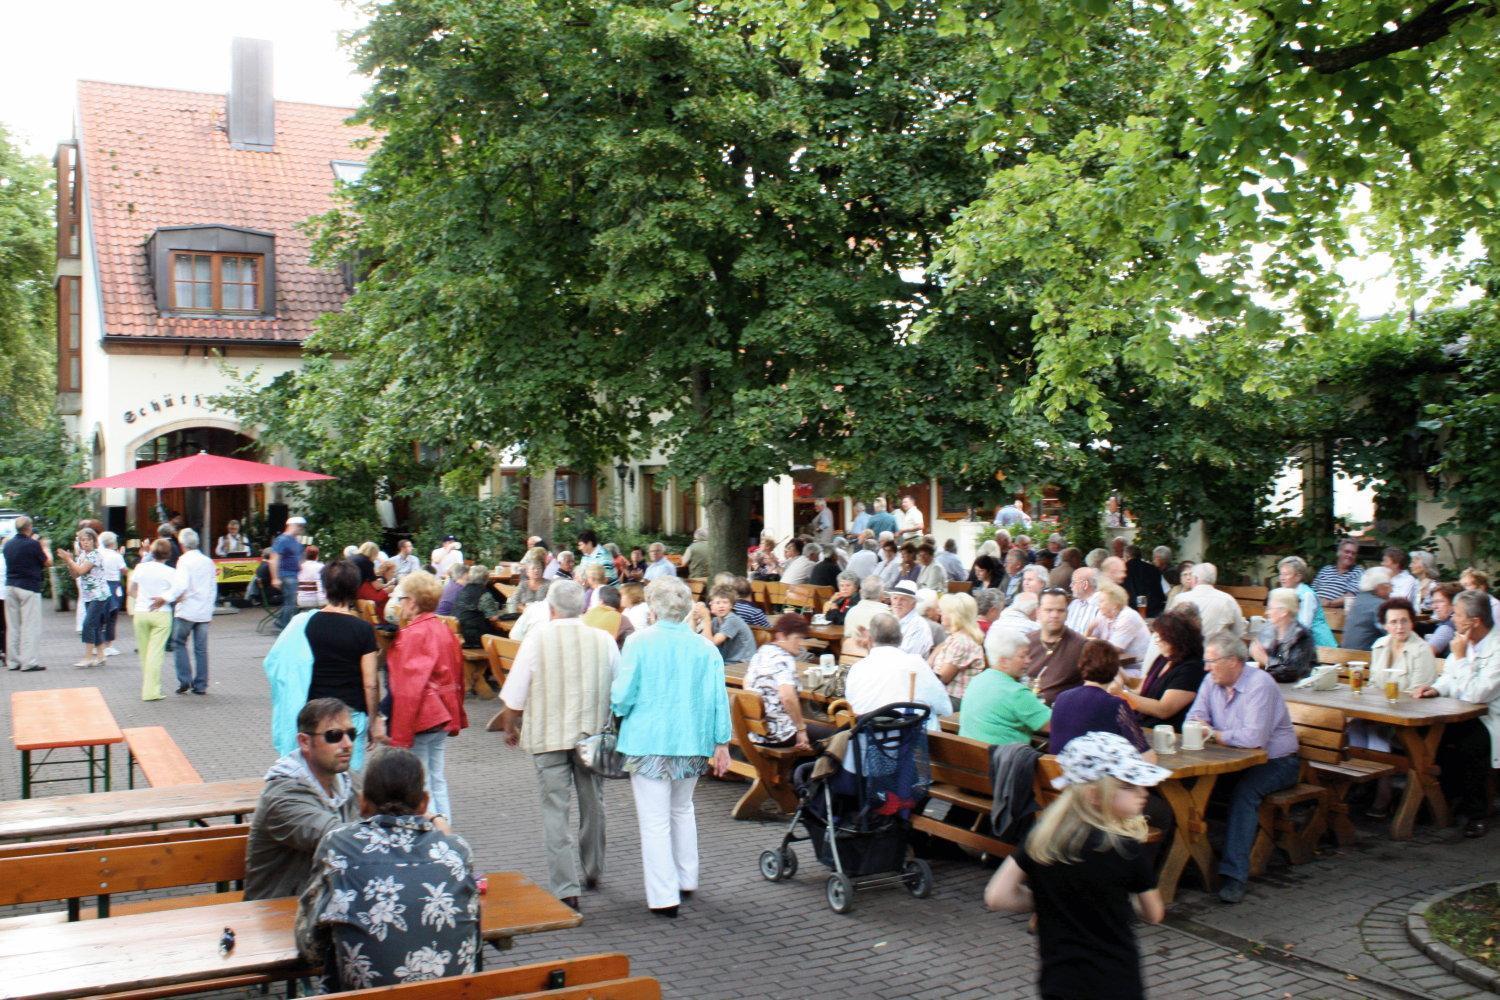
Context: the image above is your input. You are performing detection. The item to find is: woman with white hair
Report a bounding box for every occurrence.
[611,577,731,917]
[1249,588,1316,682]
[1408,551,1439,612]
[97,531,127,657]
[1276,556,1336,647]
[1341,567,1392,651]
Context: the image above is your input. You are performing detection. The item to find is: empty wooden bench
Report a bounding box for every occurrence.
[0,829,248,926]
[480,634,522,700]
[913,731,1013,857]
[122,726,203,789]
[0,822,249,863]
[337,952,660,999]
[1288,702,1396,846]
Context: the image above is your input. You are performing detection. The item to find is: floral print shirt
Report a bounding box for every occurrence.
[295,814,480,992]
[76,549,109,603]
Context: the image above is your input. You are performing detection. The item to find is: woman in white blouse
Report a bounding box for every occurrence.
[1091,581,1150,674]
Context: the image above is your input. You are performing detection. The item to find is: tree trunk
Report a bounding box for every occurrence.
[526,467,556,544]
[1301,438,1334,545]
[702,474,752,580]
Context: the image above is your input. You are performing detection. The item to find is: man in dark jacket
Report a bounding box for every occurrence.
[1124,544,1166,618]
[244,698,362,900]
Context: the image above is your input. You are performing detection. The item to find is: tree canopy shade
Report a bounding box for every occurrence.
[720,0,1500,425]
[230,0,1099,574]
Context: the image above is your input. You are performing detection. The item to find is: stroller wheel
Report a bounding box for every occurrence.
[825,873,855,914]
[903,858,933,898]
[758,850,786,882]
[780,848,798,879]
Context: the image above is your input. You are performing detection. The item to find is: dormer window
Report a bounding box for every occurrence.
[147,224,276,318]
[171,251,263,312]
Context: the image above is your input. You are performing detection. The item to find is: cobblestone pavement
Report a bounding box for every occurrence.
[3,606,1495,998]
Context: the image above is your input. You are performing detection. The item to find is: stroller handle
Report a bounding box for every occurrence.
[854,702,931,733]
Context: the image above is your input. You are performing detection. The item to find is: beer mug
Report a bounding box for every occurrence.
[1181,720,1208,751]
[819,653,834,670]
[1152,725,1179,755]
[1384,674,1400,703]
[1349,663,1365,695]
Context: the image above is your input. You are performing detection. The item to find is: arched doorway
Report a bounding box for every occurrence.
[134,427,261,545]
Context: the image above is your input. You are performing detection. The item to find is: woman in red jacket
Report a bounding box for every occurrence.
[386,571,468,821]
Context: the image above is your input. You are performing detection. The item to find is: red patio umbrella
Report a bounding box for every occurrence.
[72,452,334,490]
[73,452,335,543]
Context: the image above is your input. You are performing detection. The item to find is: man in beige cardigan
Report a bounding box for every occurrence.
[496,580,620,911]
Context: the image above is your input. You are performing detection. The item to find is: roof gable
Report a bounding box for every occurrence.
[76,80,375,343]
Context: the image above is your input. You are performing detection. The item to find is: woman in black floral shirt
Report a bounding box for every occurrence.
[296,748,480,991]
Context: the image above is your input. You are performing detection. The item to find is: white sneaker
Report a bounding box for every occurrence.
[104,647,122,657]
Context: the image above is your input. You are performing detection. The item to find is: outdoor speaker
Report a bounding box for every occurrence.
[268,502,288,535]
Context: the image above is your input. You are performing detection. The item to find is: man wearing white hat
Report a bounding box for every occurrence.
[886,580,933,658]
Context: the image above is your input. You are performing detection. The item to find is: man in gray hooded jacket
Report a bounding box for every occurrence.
[244,698,362,900]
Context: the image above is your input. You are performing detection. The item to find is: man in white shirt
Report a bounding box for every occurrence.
[496,581,619,907]
[431,536,464,579]
[1064,567,1102,636]
[779,539,814,585]
[149,528,217,696]
[1172,562,1245,639]
[1412,590,1500,839]
[897,496,925,541]
[1381,547,1422,607]
[844,613,952,730]
[391,539,421,579]
[643,542,677,581]
[886,580,933,658]
[812,499,834,543]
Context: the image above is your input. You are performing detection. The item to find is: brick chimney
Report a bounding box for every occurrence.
[227,38,274,151]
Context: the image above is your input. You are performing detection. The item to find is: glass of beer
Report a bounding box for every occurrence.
[1385,676,1399,703]
[1349,664,1363,695]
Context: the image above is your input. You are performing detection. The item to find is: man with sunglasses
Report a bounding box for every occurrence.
[244,698,363,900]
[1024,588,1087,705]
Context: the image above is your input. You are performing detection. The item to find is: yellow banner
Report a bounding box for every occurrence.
[214,558,259,585]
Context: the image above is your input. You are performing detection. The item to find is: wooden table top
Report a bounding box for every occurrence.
[0,778,263,842]
[808,623,844,641]
[10,687,124,752]
[1279,683,1488,727]
[0,870,579,1000]
[1155,744,1267,780]
[723,660,833,704]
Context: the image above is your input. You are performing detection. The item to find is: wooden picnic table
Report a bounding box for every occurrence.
[1153,745,1268,905]
[0,777,263,842]
[0,870,580,1000]
[1280,683,1486,840]
[10,687,125,798]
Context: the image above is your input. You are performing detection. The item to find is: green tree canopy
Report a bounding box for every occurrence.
[0,123,56,432]
[723,0,1499,424]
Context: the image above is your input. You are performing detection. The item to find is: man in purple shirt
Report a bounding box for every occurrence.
[1186,631,1300,905]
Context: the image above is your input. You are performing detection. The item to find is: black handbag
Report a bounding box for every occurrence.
[575,716,628,779]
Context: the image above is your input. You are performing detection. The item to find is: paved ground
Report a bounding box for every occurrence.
[3,605,1496,998]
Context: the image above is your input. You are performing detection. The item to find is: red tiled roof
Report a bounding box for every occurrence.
[76,80,375,342]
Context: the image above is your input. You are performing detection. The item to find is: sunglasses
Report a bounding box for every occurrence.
[307,727,359,745]
[1040,587,1071,598]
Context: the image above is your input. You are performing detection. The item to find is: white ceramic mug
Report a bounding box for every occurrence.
[819,654,835,669]
[1181,720,1208,751]
[1152,725,1178,755]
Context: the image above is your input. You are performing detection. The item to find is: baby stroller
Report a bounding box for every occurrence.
[758,702,933,913]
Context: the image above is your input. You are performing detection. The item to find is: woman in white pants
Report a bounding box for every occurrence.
[611,576,731,917]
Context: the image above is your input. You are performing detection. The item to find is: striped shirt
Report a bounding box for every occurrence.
[1312,564,1363,604]
[500,618,619,754]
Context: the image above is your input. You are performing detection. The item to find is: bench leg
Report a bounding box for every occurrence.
[87,745,96,793]
[20,750,30,799]
[103,744,111,792]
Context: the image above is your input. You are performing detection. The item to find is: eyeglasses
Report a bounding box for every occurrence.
[307,727,359,745]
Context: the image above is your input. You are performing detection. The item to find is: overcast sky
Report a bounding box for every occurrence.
[1,0,370,157]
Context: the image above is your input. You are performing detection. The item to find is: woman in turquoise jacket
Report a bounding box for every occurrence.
[611,576,731,917]
[1278,557,1337,648]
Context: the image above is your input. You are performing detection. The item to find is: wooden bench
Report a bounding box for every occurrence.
[481,634,521,692]
[438,614,462,636]
[729,690,812,819]
[1222,585,1269,602]
[122,727,202,789]
[913,731,1013,857]
[688,578,706,599]
[751,580,774,615]
[1288,702,1396,846]
[336,953,658,999]
[0,830,248,926]
[1251,758,1331,875]
[946,581,973,593]
[0,822,250,862]
[782,585,828,613]
[357,599,381,625]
